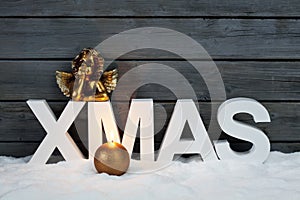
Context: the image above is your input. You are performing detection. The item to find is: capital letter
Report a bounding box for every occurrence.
[215,98,271,163]
[157,99,218,163]
[122,99,154,161]
[27,100,85,164]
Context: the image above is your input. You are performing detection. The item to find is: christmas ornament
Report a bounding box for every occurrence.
[55,48,118,101]
[94,142,130,176]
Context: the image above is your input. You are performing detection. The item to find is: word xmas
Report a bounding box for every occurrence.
[27,98,271,165]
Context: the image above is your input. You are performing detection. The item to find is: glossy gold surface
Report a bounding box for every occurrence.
[94,142,130,176]
[55,48,118,101]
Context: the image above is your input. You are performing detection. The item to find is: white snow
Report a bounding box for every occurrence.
[0,152,300,200]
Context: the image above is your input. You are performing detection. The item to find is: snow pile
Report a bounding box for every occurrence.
[0,152,300,200]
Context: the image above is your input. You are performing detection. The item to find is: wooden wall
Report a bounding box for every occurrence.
[0,0,300,157]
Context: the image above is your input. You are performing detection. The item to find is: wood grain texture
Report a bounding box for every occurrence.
[0,1,299,156]
[1,61,299,101]
[1,102,299,142]
[1,0,300,17]
[0,19,300,59]
[0,142,88,158]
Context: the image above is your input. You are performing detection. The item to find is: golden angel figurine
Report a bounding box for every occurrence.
[55,48,118,101]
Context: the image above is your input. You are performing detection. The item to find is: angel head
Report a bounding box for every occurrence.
[56,48,118,102]
[72,48,104,78]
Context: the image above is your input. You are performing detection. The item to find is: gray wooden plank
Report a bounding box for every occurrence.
[0,102,86,142]
[0,142,87,158]
[1,61,299,101]
[0,101,299,142]
[1,19,300,59]
[1,0,300,17]
[0,143,39,157]
[0,142,299,158]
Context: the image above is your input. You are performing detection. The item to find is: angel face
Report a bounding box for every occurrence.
[72,48,104,78]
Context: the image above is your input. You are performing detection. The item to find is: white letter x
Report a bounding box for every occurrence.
[27,100,85,164]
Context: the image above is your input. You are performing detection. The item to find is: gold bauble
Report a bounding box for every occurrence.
[94,142,130,176]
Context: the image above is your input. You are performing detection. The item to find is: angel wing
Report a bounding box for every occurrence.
[100,69,118,93]
[55,71,75,97]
